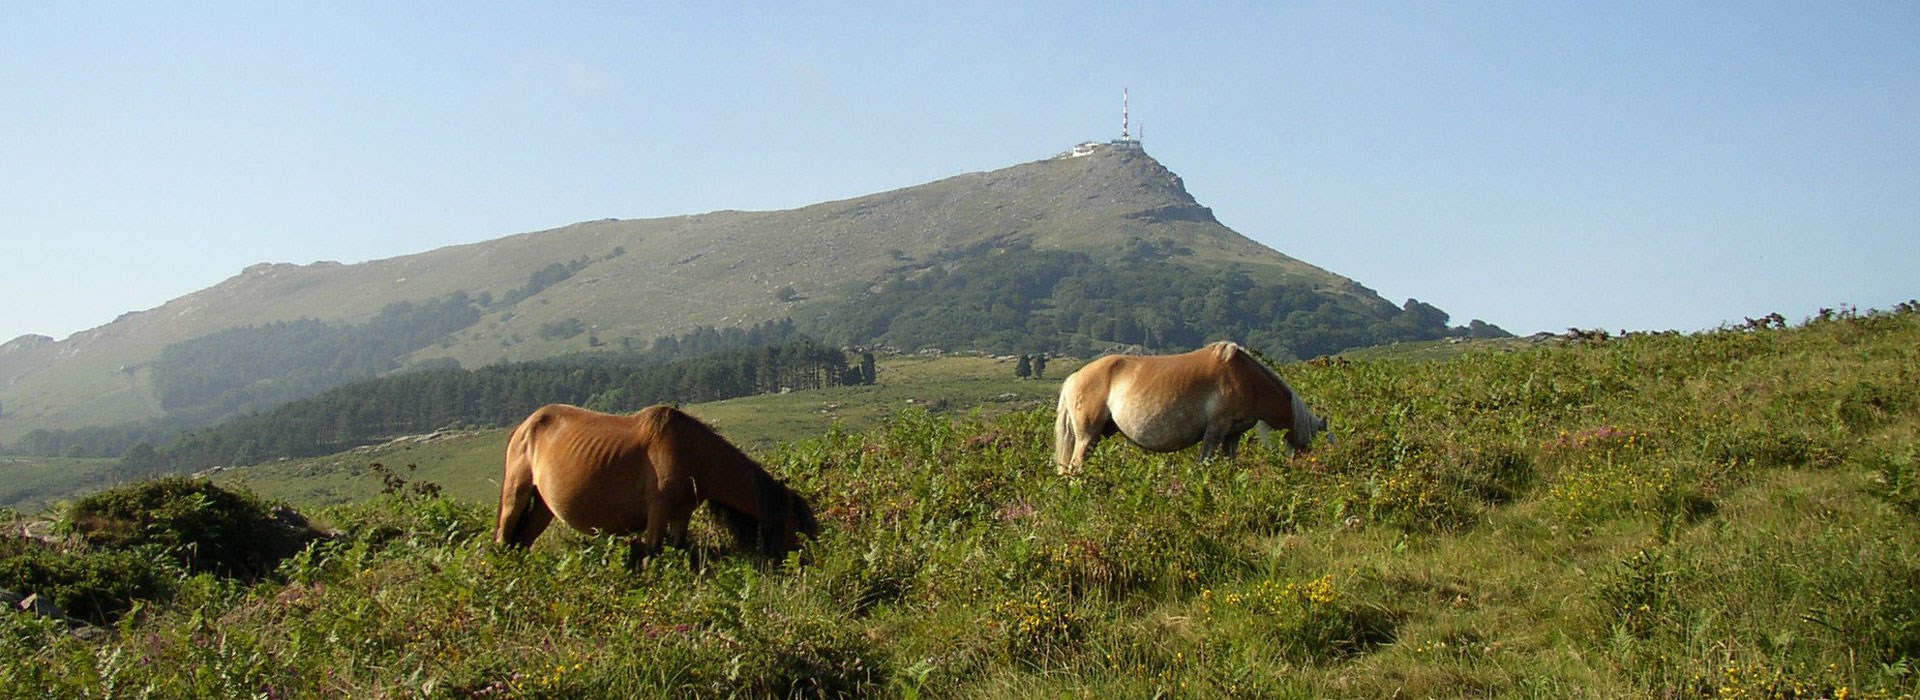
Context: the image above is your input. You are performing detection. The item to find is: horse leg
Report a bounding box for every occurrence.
[633,499,694,561]
[664,515,691,551]
[626,527,665,570]
[1221,427,1249,459]
[1058,413,1111,476]
[495,460,554,547]
[1200,423,1227,461]
[624,535,651,570]
[1201,423,1250,462]
[665,515,702,569]
[632,508,670,564]
[1061,430,1098,476]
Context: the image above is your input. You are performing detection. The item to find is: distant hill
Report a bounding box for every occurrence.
[0,143,1502,446]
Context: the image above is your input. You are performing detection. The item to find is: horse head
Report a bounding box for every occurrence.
[746,475,820,557]
[787,489,820,551]
[1282,389,1331,453]
[1304,414,1335,448]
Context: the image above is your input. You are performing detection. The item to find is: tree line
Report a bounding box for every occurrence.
[9,318,838,462]
[803,242,1508,359]
[149,293,485,420]
[117,335,865,478]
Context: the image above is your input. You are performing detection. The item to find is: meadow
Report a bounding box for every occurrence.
[2,305,1917,698]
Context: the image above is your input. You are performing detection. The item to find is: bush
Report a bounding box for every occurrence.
[1594,547,1684,640]
[1200,573,1401,663]
[1859,439,1920,518]
[64,477,320,581]
[0,535,169,625]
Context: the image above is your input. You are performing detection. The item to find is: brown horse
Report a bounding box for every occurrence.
[1053,341,1328,474]
[494,404,818,560]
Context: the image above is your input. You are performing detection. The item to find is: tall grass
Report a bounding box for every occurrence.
[3,305,1917,698]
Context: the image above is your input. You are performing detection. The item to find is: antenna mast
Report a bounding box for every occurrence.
[1108,89,1142,150]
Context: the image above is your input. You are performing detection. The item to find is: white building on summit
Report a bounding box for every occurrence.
[1058,90,1143,159]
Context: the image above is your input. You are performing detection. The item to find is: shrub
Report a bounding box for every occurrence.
[990,586,1086,663]
[1201,573,1401,663]
[1594,547,1683,640]
[1859,439,1920,518]
[707,606,889,698]
[0,535,169,625]
[64,478,322,581]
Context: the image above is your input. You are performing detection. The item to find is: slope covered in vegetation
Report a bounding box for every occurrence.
[2,305,1916,698]
[3,145,1502,446]
[803,243,1499,358]
[12,320,856,469]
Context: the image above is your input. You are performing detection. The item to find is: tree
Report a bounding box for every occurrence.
[119,442,162,477]
[859,352,877,385]
[1015,355,1033,379]
[1032,354,1048,379]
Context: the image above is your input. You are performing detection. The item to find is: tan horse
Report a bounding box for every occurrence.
[495,404,818,560]
[1054,341,1328,474]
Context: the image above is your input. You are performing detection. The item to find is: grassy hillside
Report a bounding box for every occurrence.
[0,456,119,514]
[2,145,1470,444]
[5,306,1917,697]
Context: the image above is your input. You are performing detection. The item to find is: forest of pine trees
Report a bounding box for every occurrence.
[116,334,859,478]
[12,318,858,474]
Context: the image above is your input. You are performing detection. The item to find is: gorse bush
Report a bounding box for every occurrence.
[0,478,320,628]
[1200,573,1400,663]
[2,304,1918,698]
[63,476,322,581]
[0,534,169,625]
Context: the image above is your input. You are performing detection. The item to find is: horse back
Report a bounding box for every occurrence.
[1112,343,1292,419]
[518,404,662,534]
[1117,347,1233,396]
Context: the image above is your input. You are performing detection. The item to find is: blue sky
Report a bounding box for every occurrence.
[4,2,1915,342]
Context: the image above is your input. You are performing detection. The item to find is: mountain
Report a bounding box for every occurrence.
[0,143,1500,445]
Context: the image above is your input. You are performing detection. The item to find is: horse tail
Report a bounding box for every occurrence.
[1053,386,1076,468]
[495,409,545,546]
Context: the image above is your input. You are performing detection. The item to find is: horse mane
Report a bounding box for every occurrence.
[712,475,818,557]
[712,480,771,554]
[1217,342,1323,448]
[649,406,816,556]
[1213,341,1290,393]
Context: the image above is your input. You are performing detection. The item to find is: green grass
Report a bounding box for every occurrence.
[1335,335,1536,363]
[0,456,121,514]
[4,307,1919,698]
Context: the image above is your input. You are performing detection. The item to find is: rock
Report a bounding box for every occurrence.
[2,588,99,635]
